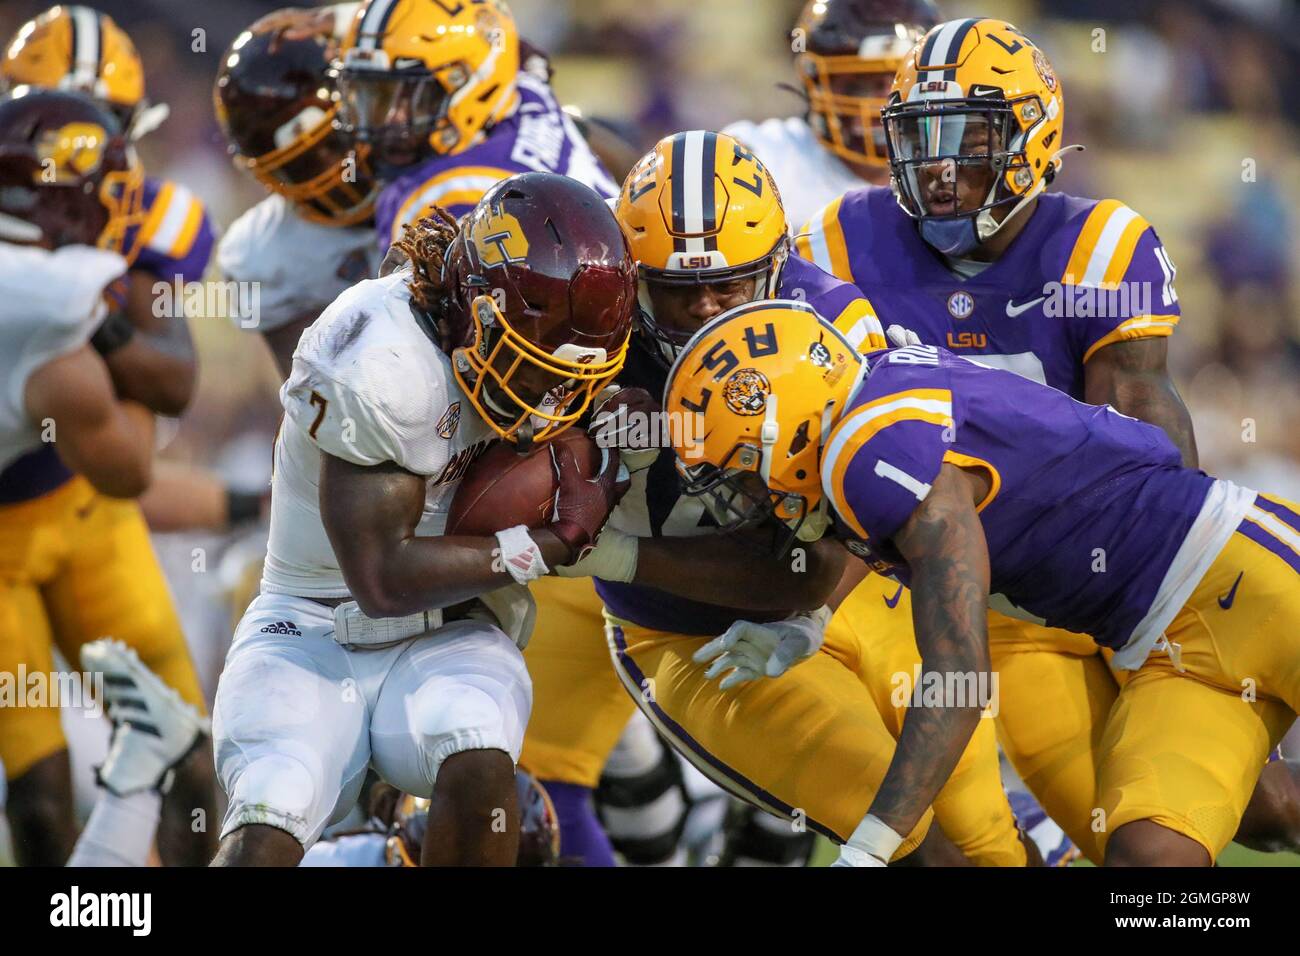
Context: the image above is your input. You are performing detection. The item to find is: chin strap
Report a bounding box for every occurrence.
[976,143,1086,245]
[129,102,170,141]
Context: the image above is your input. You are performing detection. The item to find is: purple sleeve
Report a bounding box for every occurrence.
[133,206,216,284]
[825,415,948,543]
[1073,225,1182,363]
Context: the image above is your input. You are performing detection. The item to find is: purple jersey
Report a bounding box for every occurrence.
[821,345,1214,650]
[129,176,216,283]
[595,258,883,634]
[797,187,1181,398]
[374,72,619,252]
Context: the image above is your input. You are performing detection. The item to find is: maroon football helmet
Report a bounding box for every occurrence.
[796,0,940,172]
[214,8,377,227]
[442,172,636,445]
[0,86,142,251]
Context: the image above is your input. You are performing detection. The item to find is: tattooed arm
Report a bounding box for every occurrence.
[1085,337,1198,467]
[864,462,991,842]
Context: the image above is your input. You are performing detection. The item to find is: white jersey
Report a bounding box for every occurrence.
[722,117,865,230]
[217,194,379,333]
[0,242,127,470]
[261,270,493,597]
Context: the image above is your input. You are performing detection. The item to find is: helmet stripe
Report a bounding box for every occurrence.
[68,5,102,90]
[670,132,687,251]
[922,18,978,81]
[699,130,717,251]
[356,0,401,52]
[680,129,707,254]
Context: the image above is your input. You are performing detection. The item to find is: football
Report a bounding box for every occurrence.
[445,428,603,536]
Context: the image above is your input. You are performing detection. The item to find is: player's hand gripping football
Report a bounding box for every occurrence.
[589,385,661,471]
[693,605,833,690]
[547,441,630,565]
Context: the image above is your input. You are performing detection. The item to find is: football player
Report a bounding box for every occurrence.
[724,0,940,226]
[552,131,1034,866]
[665,302,1300,866]
[1,5,214,417]
[0,87,213,866]
[215,5,380,379]
[209,173,635,866]
[1,8,222,864]
[333,0,618,248]
[333,0,670,866]
[794,16,1300,862]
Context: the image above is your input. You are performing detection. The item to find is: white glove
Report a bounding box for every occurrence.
[692,605,832,690]
[885,324,922,347]
[553,527,639,582]
[831,846,887,867]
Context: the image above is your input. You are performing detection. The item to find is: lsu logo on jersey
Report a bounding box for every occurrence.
[469,208,528,267]
[36,122,110,180]
[946,331,988,349]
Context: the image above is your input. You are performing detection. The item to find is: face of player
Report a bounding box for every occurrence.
[338,72,446,172]
[828,70,894,168]
[479,347,575,428]
[645,275,762,348]
[892,113,1025,230]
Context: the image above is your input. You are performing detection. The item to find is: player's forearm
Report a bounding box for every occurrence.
[633,532,846,611]
[869,465,992,840]
[1085,340,1198,468]
[103,328,197,415]
[1113,375,1199,468]
[351,529,572,619]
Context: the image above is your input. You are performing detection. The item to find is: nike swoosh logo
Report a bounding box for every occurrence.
[1218,571,1244,610]
[1005,295,1046,317]
[883,583,904,609]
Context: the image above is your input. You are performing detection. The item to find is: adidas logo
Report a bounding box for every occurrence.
[259,620,302,636]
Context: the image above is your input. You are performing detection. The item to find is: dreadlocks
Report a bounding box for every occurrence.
[391,206,460,315]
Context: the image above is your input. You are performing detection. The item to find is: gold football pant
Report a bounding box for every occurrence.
[1097,502,1300,858]
[519,575,634,787]
[0,476,204,778]
[607,584,1028,865]
[846,573,1119,863]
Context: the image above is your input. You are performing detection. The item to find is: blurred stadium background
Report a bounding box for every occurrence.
[0,0,1295,866]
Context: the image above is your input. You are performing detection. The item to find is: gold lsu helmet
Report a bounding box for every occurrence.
[0,5,166,140]
[616,130,789,366]
[663,299,865,552]
[335,0,520,171]
[794,0,940,172]
[882,18,1073,255]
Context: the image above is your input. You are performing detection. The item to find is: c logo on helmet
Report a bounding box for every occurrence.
[36,122,108,180]
[470,209,529,267]
[722,367,771,416]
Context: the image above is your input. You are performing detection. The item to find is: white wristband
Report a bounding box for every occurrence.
[844,813,905,864]
[495,525,550,585]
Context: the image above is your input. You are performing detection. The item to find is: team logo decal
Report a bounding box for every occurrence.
[469,207,529,267]
[436,401,462,439]
[1033,49,1057,92]
[844,539,873,560]
[36,122,108,180]
[722,367,771,416]
[947,291,975,320]
[808,341,833,368]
